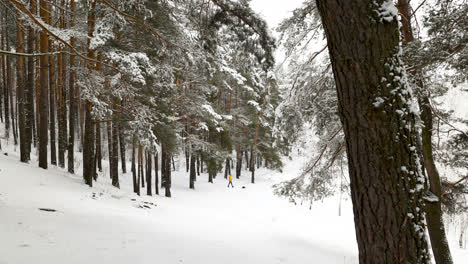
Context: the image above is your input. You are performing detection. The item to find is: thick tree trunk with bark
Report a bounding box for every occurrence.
[315,0,430,262]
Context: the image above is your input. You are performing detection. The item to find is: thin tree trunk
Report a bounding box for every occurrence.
[161,143,166,188]
[107,120,113,178]
[196,153,200,176]
[131,136,138,194]
[2,10,10,140]
[118,119,126,173]
[67,0,76,173]
[57,0,66,168]
[190,152,196,189]
[154,152,159,195]
[137,144,142,193]
[224,158,230,179]
[165,150,171,197]
[315,0,430,262]
[236,148,241,178]
[95,122,102,172]
[395,1,453,263]
[38,0,50,169]
[111,118,119,188]
[146,151,152,195]
[25,6,35,160]
[16,14,27,162]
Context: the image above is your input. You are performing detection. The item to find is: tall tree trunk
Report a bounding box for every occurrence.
[196,153,200,176]
[107,120,113,178]
[49,51,57,165]
[146,151,152,196]
[155,152,159,195]
[118,119,126,173]
[5,16,16,145]
[161,143,166,188]
[224,158,230,179]
[57,0,66,168]
[83,0,97,186]
[16,14,27,162]
[131,136,138,194]
[95,122,102,172]
[49,14,57,166]
[140,145,145,188]
[0,9,6,133]
[67,0,76,173]
[396,1,453,263]
[38,0,50,169]
[236,148,241,178]
[190,152,196,189]
[2,10,10,140]
[315,0,430,262]
[25,5,35,160]
[83,102,94,187]
[111,118,119,188]
[137,144,143,193]
[165,150,171,197]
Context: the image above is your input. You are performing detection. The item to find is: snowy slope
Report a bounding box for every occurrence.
[0,150,467,263]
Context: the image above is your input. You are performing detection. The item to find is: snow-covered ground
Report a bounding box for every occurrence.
[0,149,467,263]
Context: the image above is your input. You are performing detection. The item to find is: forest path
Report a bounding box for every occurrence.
[0,152,354,264]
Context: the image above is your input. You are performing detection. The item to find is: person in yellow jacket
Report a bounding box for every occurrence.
[227,175,234,188]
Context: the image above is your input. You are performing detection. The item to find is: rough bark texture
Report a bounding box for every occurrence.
[315,0,430,263]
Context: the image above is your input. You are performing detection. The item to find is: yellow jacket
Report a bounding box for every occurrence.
[229,175,232,182]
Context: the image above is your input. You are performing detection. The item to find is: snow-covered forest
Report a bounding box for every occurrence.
[0,0,467,263]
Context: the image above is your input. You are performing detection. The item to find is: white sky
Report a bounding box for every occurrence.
[250,0,305,32]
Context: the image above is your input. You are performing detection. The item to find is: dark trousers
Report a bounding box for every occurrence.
[227,181,234,188]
